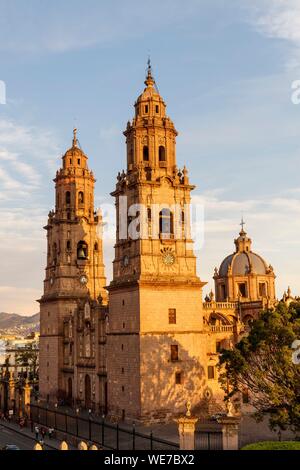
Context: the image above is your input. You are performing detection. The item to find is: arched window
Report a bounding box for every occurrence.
[78,192,84,204]
[77,241,88,260]
[66,191,71,205]
[94,242,98,251]
[143,146,149,161]
[66,240,71,251]
[159,209,174,236]
[159,146,166,162]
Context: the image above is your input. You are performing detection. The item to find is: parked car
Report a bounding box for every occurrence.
[2,444,20,450]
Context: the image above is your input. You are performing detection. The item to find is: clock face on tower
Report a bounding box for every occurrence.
[79,274,88,285]
[162,251,175,266]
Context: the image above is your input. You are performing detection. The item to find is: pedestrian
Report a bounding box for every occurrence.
[35,425,39,440]
[48,427,54,439]
[41,427,46,440]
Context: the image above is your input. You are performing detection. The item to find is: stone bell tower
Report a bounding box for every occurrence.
[39,130,107,404]
[107,63,206,423]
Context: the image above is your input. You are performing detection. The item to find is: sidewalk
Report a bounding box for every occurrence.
[0,419,76,450]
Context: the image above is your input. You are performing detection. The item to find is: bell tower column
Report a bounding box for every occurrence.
[107,63,206,423]
[39,130,107,405]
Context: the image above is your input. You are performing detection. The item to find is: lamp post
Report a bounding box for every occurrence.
[76,408,80,437]
[88,408,92,441]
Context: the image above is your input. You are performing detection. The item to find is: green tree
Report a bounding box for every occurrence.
[219,301,300,433]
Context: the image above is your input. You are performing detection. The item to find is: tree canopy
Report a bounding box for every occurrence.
[219,301,300,432]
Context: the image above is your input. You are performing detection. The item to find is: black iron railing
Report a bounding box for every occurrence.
[30,404,179,450]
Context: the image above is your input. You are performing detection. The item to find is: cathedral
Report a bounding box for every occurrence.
[39,63,277,423]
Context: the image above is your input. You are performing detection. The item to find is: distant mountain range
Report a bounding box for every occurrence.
[0,312,40,334]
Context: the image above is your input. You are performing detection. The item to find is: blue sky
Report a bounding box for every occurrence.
[0,0,300,313]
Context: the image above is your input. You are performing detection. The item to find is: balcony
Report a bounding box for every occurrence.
[210,325,234,333]
[203,301,238,310]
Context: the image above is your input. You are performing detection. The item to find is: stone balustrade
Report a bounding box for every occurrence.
[203,301,238,310]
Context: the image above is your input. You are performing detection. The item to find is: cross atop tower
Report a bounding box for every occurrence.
[144,57,155,87]
[72,127,78,148]
[240,217,246,235]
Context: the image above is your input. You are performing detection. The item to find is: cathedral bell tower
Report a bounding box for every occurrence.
[107,63,206,423]
[39,130,107,404]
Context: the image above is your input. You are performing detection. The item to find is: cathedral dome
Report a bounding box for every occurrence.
[218,221,272,277]
[219,251,268,276]
[214,221,276,304]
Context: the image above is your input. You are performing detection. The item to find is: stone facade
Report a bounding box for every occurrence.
[38,64,277,423]
[39,130,108,410]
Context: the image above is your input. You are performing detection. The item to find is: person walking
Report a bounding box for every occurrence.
[35,425,39,440]
[41,427,46,440]
[48,427,54,439]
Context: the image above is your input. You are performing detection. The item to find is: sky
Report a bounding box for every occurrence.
[0,0,300,314]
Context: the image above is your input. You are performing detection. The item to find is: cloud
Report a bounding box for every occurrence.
[0,119,59,201]
[0,118,61,314]
[247,0,300,69]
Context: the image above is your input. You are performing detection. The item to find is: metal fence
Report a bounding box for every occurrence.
[30,405,179,450]
[195,431,223,450]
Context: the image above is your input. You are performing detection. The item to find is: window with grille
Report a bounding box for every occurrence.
[168,308,176,324]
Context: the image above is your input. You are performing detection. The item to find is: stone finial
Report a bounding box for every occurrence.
[59,441,69,450]
[78,441,88,450]
[226,399,234,417]
[89,444,98,450]
[182,165,189,184]
[33,442,43,451]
